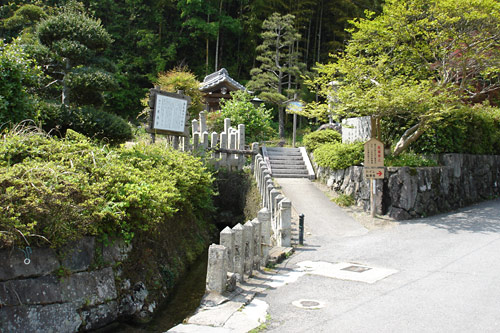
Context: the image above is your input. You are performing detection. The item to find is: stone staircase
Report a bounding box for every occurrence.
[263,147,315,179]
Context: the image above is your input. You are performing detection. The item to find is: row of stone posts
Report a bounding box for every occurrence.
[205,151,294,294]
[191,111,248,170]
[254,153,292,248]
[206,207,272,293]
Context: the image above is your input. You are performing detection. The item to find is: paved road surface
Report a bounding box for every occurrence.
[257,178,500,333]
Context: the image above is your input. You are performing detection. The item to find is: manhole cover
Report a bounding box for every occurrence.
[341,265,372,273]
[292,299,325,310]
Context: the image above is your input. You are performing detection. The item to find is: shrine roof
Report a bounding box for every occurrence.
[199,68,246,92]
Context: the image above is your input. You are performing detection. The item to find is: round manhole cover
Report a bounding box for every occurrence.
[292,299,325,310]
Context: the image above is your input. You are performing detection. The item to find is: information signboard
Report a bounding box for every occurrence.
[364,138,384,167]
[364,167,385,179]
[286,101,304,113]
[147,89,190,136]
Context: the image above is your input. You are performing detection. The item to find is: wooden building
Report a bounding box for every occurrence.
[199,68,246,111]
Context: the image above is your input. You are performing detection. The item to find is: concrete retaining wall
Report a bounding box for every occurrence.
[314,153,500,219]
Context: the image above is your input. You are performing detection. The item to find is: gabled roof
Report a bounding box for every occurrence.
[199,68,246,92]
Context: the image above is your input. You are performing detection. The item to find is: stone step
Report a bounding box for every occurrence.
[271,164,307,170]
[271,168,308,174]
[270,159,305,165]
[272,173,311,178]
[267,155,304,160]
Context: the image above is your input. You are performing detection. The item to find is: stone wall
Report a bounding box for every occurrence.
[315,153,500,219]
[0,237,154,332]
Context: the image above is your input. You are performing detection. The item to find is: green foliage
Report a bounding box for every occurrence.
[303,129,341,152]
[385,153,438,167]
[314,141,364,170]
[307,0,500,155]
[155,66,204,119]
[39,104,132,144]
[209,91,275,143]
[2,4,47,36]
[332,193,355,207]
[0,130,214,248]
[0,38,41,126]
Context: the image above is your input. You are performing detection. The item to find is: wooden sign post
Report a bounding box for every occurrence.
[364,137,384,217]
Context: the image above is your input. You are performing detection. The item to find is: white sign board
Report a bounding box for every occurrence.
[153,93,187,133]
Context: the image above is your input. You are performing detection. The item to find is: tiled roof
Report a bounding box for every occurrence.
[199,68,246,92]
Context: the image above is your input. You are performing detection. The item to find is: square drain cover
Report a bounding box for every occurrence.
[341,265,372,273]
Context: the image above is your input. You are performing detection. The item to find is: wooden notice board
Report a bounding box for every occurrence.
[364,138,384,167]
[147,89,191,136]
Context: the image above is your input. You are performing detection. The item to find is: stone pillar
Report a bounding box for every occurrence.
[199,111,207,134]
[192,119,199,135]
[193,132,200,151]
[202,131,209,149]
[279,198,292,247]
[206,244,227,293]
[243,220,254,277]
[220,132,228,167]
[266,182,274,211]
[238,124,245,150]
[252,218,261,269]
[182,136,189,152]
[224,118,231,134]
[232,223,244,282]
[263,174,272,207]
[269,189,280,221]
[220,227,235,273]
[172,136,179,150]
[258,208,271,266]
[230,131,237,169]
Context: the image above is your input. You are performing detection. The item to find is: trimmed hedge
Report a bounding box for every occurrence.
[0,129,214,248]
[303,129,341,152]
[314,141,364,170]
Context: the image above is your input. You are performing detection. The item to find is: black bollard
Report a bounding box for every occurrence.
[299,214,305,245]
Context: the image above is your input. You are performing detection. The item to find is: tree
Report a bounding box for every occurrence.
[35,1,114,107]
[210,90,275,142]
[0,38,41,126]
[247,12,304,139]
[305,0,500,155]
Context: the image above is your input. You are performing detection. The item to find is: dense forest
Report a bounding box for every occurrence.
[0,0,383,123]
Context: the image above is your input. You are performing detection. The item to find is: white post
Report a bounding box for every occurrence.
[206,244,228,293]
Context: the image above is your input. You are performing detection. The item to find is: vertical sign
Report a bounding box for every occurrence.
[148,89,190,136]
[364,138,384,167]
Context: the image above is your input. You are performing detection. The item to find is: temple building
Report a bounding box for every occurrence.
[199,68,246,111]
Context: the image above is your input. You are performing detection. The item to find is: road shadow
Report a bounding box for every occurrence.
[398,198,500,234]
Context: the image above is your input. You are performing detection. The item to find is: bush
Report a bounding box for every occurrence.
[209,91,275,143]
[385,152,438,167]
[314,141,364,170]
[0,130,214,248]
[303,129,341,152]
[40,105,133,144]
[383,104,500,155]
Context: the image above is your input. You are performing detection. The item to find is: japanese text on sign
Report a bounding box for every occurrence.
[364,138,384,167]
[153,94,187,133]
[364,167,385,179]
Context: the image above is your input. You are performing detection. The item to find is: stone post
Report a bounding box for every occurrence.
[232,223,244,282]
[199,111,207,134]
[193,132,200,151]
[269,189,280,221]
[278,198,292,247]
[263,174,272,207]
[202,131,209,149]
[206,244,228,294]
[266,182,274,211]
[192,119,199,135]
[220,227,235,273]
[230,131,237,169]
[243,220,254,277]
[220,132,228,167]
[238,124,245,150]
[172,136,179,150]
[251,144,259,173]
[224,118,231,134]
[211,132,218,161]
[258,208,271,266]
[182,136,189,152]
[252,218,261,269]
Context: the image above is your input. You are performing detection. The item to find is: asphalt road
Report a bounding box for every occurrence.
[257,178,500,333]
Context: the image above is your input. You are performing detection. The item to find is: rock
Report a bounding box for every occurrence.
[61,267,117,307]
[0,303,81,333]
[81,301,118,331]
[102,238,133,264]
[0,247,59,281]
[0,275,62,306]
[388,207,411,220]
[119,282,148,316]
[60,236,95,272]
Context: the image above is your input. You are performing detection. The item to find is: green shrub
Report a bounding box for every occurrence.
[383,104,500,155]
[303,129,341,152]
[332,193,355,207]
[208,91,275,143]
[40,105,133,144]
[385,152,438,167]
[314,141,364,170]
[0,130,214,248]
